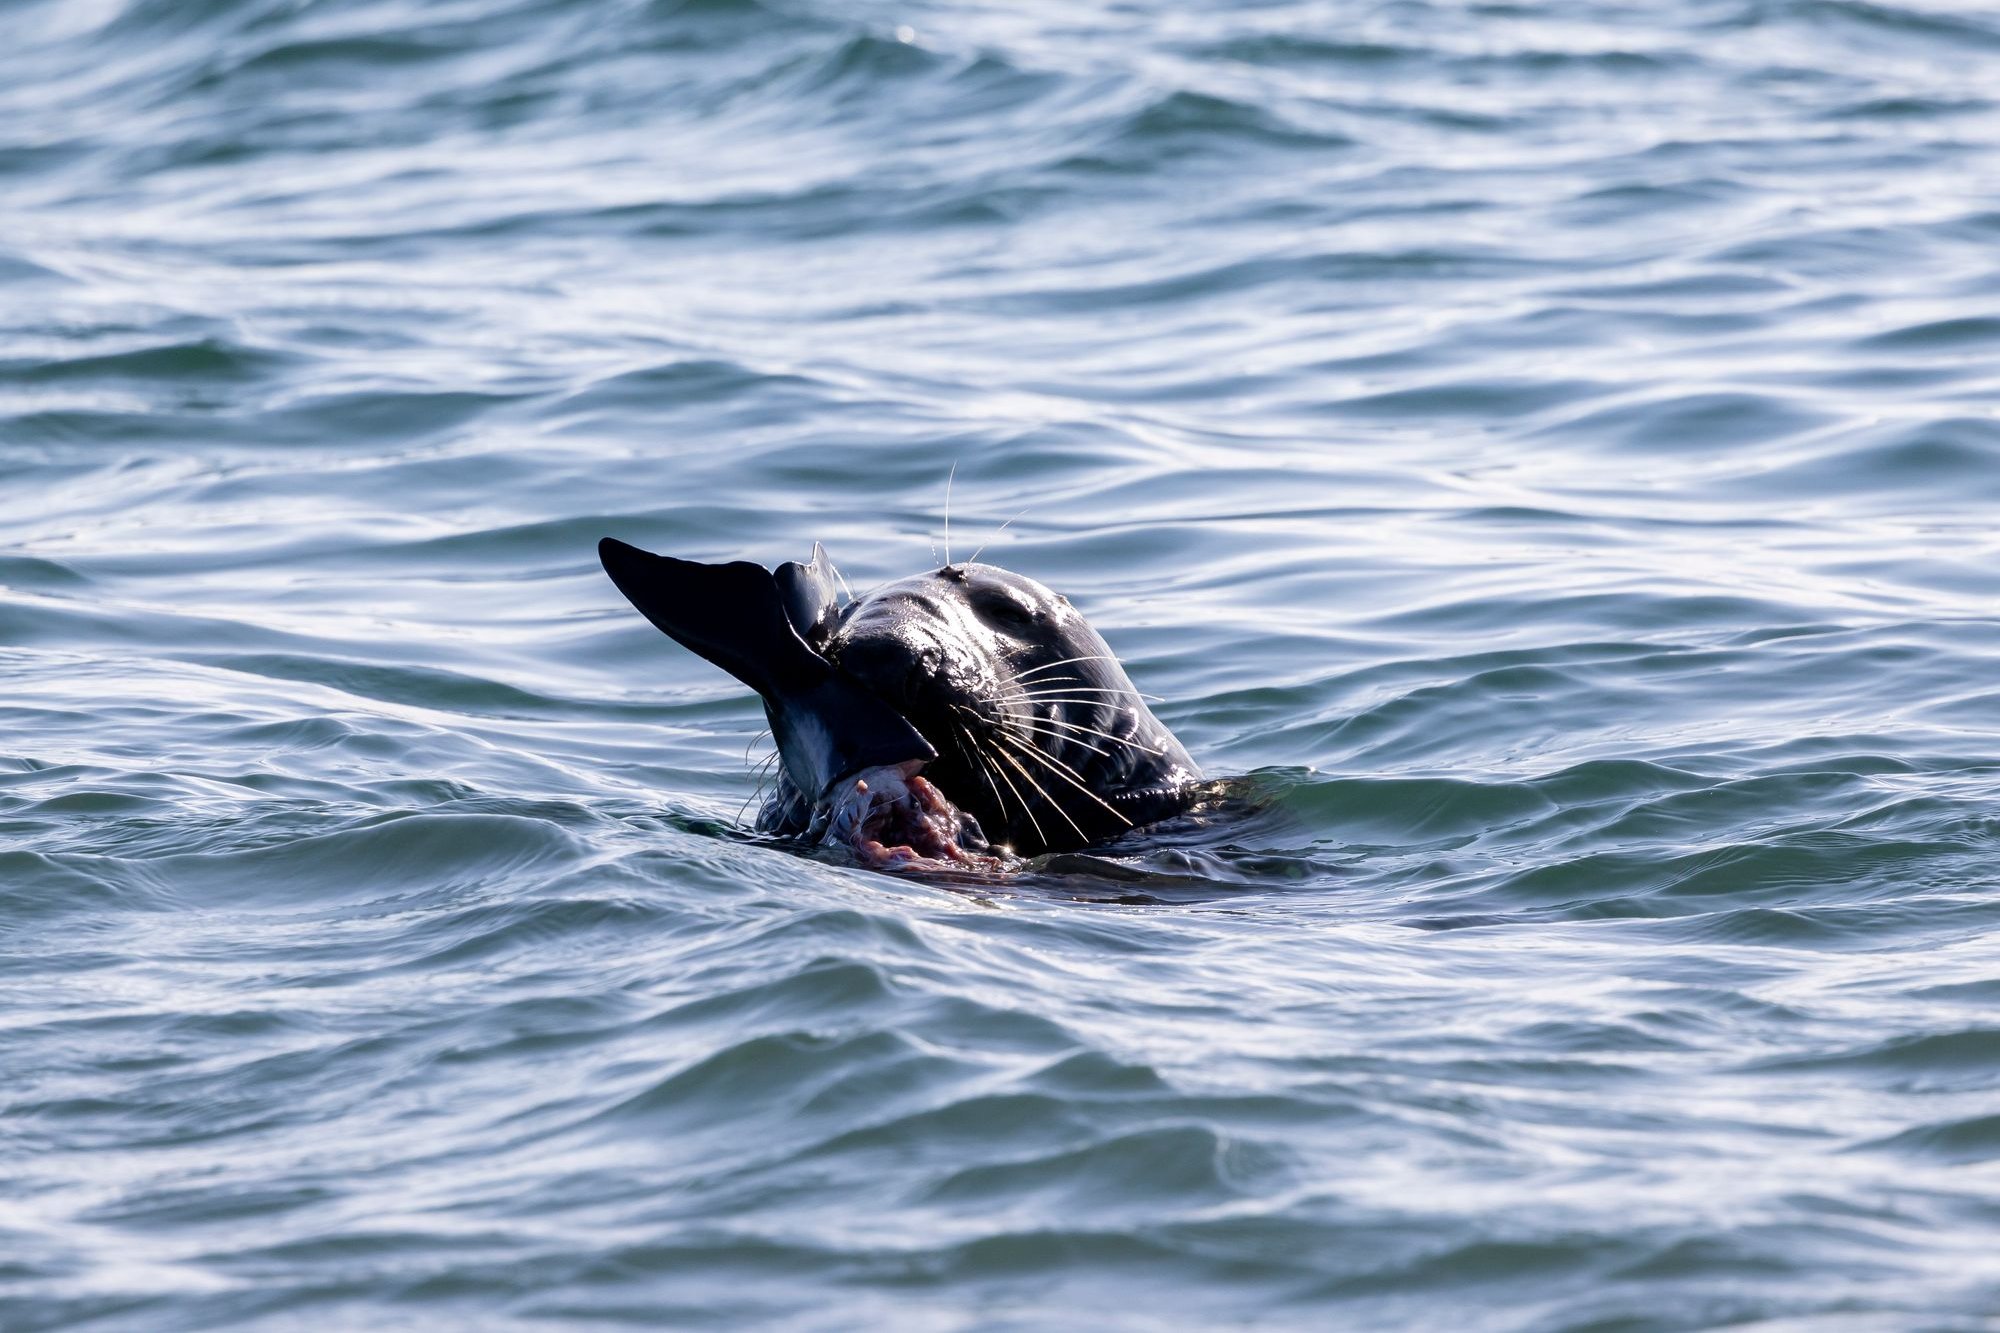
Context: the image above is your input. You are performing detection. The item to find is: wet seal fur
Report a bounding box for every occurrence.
[599,538,1200,863]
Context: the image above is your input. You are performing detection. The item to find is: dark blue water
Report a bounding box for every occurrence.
[6,0,2000,1326]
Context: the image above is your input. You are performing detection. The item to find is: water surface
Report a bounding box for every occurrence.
[6,0,2000,1327]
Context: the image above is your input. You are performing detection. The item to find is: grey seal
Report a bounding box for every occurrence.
[600,538,1199,867]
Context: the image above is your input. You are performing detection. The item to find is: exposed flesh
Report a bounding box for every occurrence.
[815,762,1004,872]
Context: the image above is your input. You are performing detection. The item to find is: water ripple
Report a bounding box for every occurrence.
[5,0,2000,1326]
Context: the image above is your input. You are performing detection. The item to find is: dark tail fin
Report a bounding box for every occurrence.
[598,537,933,799]
[599,538,823,699]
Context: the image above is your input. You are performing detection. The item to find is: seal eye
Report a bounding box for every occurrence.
[971,587,1038,632]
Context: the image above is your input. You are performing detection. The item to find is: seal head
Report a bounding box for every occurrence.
[599,538,1200,861]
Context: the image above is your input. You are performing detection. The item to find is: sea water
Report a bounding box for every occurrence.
[5,0,2000,1326]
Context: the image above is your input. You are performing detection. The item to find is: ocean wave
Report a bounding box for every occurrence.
[8,0,2000,1324]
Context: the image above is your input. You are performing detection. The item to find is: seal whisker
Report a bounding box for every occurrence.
[950,703,1038,843]
[1005,718,1112,758]
[1011,697,1150,716]
[995,730,1134,829]
[962,699,1065,843]
[1011,673,1096,692]
[956,724,1014,829]
[947,706,1009,798]
[965,505,1031,568]
[1016,676,1168,704]
[985,740,1052,849]
[943,460,955,568]
[1015,685,1166,703]
[1015,702,1153,721]
[968,684,1165,757]
[1012,654,1120,680]
[738,749,780,826]
[1027,714,1168,757]
[1013,672,1155,696]
[992,737,1089,845]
